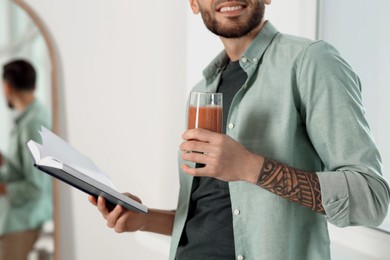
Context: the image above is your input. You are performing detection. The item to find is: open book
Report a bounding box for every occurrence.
[27,127,148,214]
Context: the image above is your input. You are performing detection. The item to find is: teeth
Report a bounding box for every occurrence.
[220,5,243,12]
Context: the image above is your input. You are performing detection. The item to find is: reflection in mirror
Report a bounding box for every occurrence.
[0,1,55,259]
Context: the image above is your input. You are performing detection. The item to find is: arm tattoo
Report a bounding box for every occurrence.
[256,158,325,214]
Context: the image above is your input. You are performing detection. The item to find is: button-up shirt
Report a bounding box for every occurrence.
[169,22,390,260]
[0,100,53,236]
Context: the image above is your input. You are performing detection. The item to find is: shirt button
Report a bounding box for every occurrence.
[241,57,247,63]
[253,57,258,62]
[234,209,240,215]
[228,123,235,129]
[237,255,244,260]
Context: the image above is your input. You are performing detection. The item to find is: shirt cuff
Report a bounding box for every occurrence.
[317,171,350,227]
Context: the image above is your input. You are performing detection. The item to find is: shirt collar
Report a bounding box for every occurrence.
[202,21,279,83]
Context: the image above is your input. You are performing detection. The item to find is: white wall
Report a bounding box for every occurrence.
[25,0,187,259]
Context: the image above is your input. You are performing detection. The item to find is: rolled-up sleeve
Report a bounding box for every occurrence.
[297,41,390,227]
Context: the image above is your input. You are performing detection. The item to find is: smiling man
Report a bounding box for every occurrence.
[91,1,390,259]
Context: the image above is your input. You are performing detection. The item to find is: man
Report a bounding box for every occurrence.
[0,59,53,260]
[90,1,390,259]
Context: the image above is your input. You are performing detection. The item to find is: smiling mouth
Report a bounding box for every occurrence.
[219,5,244,13]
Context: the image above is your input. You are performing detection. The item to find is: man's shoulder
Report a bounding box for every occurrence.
[20,101,51,131]
[269,32,340,63]
[272,32,316,51]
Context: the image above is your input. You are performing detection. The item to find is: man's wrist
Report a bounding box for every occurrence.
[245,153,264,184]
[140,209,175,236]
[139,210,153,232]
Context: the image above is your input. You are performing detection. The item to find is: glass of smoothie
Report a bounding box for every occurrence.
[187,92,223,133]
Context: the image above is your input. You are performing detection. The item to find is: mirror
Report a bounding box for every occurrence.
[0,0,58,259]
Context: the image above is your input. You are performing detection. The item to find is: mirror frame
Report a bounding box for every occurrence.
[11,1,60,259]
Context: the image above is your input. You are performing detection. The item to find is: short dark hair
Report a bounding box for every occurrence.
[2,59,36,91]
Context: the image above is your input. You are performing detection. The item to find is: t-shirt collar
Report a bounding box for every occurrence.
[202,21,279,82]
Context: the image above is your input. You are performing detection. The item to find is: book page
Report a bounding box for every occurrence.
[27,140,42,163]
[40,127,116,189]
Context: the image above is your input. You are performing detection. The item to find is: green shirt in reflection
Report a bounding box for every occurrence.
[0,100,53,236]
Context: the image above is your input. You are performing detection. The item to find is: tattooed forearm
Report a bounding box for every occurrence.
[256,158,325,214]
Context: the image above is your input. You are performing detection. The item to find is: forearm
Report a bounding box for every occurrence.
[141,209,176,236]
[181,129,325,214]
[255,157,325,214]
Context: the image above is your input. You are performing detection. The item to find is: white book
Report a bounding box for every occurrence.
[27,127,148,214]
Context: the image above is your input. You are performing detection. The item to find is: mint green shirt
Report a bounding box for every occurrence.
[0,100,53,236]
[170,22,390,260]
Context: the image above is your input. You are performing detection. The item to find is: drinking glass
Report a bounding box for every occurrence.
[187,92,223,133]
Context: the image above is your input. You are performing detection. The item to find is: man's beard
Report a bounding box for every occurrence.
[199,0,265,38]
[7,100,14,109]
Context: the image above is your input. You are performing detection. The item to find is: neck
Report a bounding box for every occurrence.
[220,20,266,61]
[13,93,35,112]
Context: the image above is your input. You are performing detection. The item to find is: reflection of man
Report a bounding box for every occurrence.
[91,1,390,259]
[0,59,53,260]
